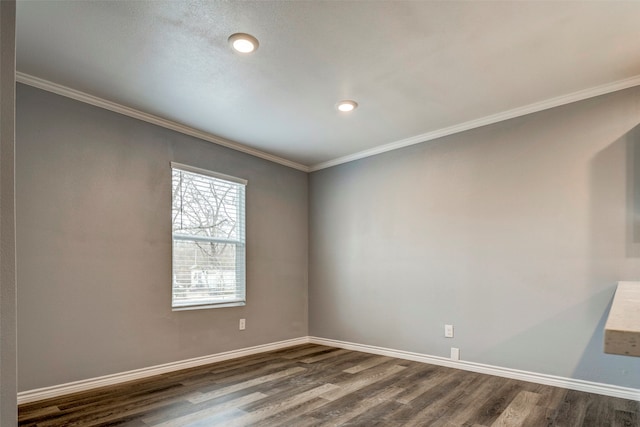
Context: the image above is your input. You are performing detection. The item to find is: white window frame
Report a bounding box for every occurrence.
[171,162,247,310]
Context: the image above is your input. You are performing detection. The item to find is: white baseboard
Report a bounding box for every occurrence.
[17,336,310,405]
[309,336,640,401]
[18,335,640,405]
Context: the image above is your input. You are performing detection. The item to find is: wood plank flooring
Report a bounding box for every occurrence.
[18,344,640,426]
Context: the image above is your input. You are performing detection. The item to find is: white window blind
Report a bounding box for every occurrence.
[171,163,246,309]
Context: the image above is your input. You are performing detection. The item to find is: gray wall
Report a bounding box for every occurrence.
[16,84,308,391]
[309,87,640,388]
[1,0,17,424]
[15,80,640,394]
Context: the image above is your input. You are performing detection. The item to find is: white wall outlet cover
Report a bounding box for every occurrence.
[444,324,454,338]
[239,319,246,330]
[451,347,460,360]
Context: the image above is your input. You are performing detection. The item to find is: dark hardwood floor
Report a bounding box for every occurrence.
[18,344,640,426]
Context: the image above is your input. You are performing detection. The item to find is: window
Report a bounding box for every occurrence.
[171,163,246,309]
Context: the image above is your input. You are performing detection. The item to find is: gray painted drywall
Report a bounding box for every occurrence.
[14,76,640,396]
[16,84,308,391]
[0,1,17,424]
[309,86,640,388]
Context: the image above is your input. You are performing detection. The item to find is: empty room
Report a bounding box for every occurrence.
[1,1,640,426]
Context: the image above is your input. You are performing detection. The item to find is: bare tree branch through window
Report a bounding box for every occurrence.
[171,166,246,309]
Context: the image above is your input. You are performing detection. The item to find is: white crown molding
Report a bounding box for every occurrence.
[17,72,640,174]
[309,74,640,171]
[15,72,311,173]
[309,336,640,401]
[17,337,310,405]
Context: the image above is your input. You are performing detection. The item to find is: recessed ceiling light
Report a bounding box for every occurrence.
[337,100,358,112]
[228,33,259,54]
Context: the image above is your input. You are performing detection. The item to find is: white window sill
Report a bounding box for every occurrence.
[172,301,246,311]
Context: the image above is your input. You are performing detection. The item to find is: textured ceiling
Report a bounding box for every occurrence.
[15,1,640,170]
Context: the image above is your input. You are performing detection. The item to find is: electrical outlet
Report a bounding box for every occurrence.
[451,347,460,360]
[239,318,246,330]
[444,324,454,338]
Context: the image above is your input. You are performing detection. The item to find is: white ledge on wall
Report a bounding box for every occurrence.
[17,336,640,404]
[605,281,640,357]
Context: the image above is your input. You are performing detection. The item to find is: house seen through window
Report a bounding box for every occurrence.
[171,163,246,309]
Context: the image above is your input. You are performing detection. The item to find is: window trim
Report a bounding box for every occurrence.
[171,162,247,186]
[170,162,247,310]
